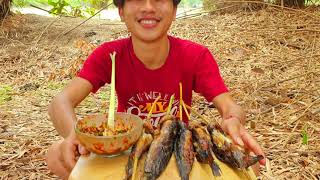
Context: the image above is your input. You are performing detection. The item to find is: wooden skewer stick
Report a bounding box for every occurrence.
[132,96,161,180]
[132,136,147,180]
[166,95,175,116]
[178,81,190,121]
[147,95,161,120]
[182,101,190,121]
[184,103,220,125]
[132,151,139,180]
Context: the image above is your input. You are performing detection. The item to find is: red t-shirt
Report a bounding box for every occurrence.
[78,36,228,126]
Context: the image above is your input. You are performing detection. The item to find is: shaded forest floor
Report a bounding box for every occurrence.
[1,6,320,179]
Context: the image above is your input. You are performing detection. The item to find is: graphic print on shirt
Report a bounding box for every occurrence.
[126,91,180,127]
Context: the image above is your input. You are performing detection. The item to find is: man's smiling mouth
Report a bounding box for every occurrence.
[138,17,161,28]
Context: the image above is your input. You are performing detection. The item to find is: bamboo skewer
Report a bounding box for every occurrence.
[182,101,191,121]
[166,95,175,116]
[132,96,161,180]
[184,103,221,125]
[147,96,161,120]
[132,136,147,180]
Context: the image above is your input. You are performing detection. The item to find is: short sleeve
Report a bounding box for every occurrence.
[78,44,112,93]
[193,49,229,102]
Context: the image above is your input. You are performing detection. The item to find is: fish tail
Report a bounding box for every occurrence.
[142,173,156,180]
[125,150,135,180]
[181,174,189,180]
[210,160,222,176]
[245,155,264,168]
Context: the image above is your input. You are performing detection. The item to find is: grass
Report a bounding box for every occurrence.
[46,81,66,90]
[0,85,13,104]
[301,125,309,145]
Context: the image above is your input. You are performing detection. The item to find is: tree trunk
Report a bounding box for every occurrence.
[0,0,11,20]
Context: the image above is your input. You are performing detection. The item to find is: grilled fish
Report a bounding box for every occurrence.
[125,133,153,180]
[174,121,195,180]
[207,122,264,169]
[143,120,155,135]
[189,122,221,176]
[143,119,177,180]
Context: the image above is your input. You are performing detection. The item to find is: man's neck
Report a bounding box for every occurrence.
[132,35,170,70]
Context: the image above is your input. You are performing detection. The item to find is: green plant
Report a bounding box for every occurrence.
[301,125,308,145]
[107,52,116,130]
[47,81,65,90]
[0,85,13,104]
[48,0,69,15]
[84,6,96,16]
[12,0,99,17]
[13,0,27,7]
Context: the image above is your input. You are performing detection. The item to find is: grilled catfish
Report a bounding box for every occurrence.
[125,133,153,180]
[207,122,264,169]
[189,122,221,176]
[143,120,156,135]
[174,121,195,180]
[143,119,177,180]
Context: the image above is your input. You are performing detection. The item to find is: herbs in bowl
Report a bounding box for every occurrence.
[79,116,133,136]
[75,113,143,155]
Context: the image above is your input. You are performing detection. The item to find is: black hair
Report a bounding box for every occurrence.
[113,0,181,7]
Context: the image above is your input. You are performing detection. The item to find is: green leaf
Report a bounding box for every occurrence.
[63,1,69,6]
[12,0,27,7]
[301,125,308,145]
[47,0,57,6]
[0,85,13,104]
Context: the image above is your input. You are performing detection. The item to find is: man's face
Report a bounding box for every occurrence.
[119,0,177,42]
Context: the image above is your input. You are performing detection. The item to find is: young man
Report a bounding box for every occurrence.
[46,0,266,178]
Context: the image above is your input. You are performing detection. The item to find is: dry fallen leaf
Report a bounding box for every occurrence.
[251,67,265,74]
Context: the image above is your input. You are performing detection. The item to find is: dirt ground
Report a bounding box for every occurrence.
[0,6,320,180]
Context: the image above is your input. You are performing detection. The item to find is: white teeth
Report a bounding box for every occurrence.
[140,20,157,25]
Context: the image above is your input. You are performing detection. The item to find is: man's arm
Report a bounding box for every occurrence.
[48,77,93,138]
[212,92,245,124]
[212,92,266,165]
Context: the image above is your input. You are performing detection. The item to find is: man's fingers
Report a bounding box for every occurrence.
[222,119,244,147]
[52,161,70,179]
[240,129,266,165]
[228,126,245,147]
[78,144,90,155]
[60,141,77,171]
[46,141,70,179]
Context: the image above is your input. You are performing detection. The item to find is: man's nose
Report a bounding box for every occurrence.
[141,0,156,12]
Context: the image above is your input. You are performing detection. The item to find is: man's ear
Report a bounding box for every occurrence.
[118,7,124,22]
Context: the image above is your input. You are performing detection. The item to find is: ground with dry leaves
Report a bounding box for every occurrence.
[0,7,319,180]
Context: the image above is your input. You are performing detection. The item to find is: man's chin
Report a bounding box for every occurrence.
[132,33,167,43]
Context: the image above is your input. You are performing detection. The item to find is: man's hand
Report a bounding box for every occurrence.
[59,132,90,171]
[221,117,266,165]
[46,132,90,179]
